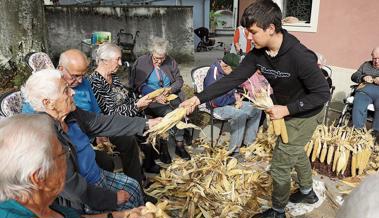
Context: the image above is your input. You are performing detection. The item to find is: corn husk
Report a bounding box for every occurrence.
[145,142,272,218]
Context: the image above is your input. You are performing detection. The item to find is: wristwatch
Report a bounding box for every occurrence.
[107,212,113,218]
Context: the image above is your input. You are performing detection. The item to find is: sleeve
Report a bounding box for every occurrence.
[72,108,147,138]
[204,64,236,108]
[168,58,184,94]
[86,81,101,114]
[286,50,331,115]
[196,52,257,103]
[61,150,117,210]
[351,63,365,83]
[233,28,240,46]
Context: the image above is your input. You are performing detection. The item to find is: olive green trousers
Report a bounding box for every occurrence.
[270,111,323,209]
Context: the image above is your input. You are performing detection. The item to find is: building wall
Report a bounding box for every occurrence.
[151,0,210,48]
[44,6,194,63]
[290,0,379,70]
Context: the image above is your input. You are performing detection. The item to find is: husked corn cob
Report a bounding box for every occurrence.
[319,142,328,163]
[326,145,334,165]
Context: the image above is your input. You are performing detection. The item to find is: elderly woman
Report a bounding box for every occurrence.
[130,37,191,161]
[88,43,160,173]
[22,69,160,213]
[0,114,153,218]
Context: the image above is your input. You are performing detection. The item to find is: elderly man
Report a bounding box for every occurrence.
[0,114,153,218]
[351,46,379,141]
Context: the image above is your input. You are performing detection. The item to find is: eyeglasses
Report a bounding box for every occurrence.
[60,66,86,82]
[152,54,166,63]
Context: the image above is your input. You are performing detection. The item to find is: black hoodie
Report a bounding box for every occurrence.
[197,30,330,119]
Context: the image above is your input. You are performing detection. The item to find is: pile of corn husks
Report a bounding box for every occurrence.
[145,142,272,218]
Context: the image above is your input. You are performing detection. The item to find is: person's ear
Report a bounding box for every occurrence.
[268,24,276,36]
[57,66,64,72]
[30,170,46,191]
[42,98,54,110]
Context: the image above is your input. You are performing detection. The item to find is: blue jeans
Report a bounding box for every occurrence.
[352,84,379,131]
[213,101,261,152]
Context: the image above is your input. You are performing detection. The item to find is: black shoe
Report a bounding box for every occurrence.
[143,193,157,204]
[145,164,161,174]
[289,189,319,204]
[175,141,191,160]
[159,141,172,164]
[252,208,286,218]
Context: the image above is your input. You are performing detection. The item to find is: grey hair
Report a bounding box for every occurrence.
[149,36,170,55]
[21,69,63,112]
[95,42,121,64]
[0,114,55,201]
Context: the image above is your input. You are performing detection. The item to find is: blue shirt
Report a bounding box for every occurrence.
[141,68,170,95]
[0,199,80,218]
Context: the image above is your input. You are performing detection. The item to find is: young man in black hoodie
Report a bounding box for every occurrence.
[181,1,330,217]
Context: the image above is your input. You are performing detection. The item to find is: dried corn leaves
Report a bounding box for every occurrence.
[146,144,272,218]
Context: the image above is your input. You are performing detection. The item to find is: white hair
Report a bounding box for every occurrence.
[315,52,327,66]
[95,42,121,64]
[149,36,170,55]
[0,114,55,201]
[21,69,63,112]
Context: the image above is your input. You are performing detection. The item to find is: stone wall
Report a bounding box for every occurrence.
[44,6,194,63]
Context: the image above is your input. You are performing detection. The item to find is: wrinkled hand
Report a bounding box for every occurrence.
[265,105,289,120]
[179,96,200,115]
[234,93,242,109]
[113,207,154,218]
[155,94,168,104]
[148,117,163,129]
[363,75,374,83]
[162,87,172,96]
[136,95,152,110]
[96,136,110,145]
[116,190,130,205]
[374,77,379,85]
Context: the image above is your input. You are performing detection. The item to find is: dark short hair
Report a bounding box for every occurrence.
[240,0,282,33]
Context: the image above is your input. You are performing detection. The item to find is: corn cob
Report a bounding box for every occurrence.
[326,145,334,165]
[272,120,281,136]
[306,140,313,157]
[332,146,340,172]
[279,118,288,143]
[351,152,357,177]
[336,147,347,175]
[311,137,320,162]
[341,148,350,174]
[319,142,328,163]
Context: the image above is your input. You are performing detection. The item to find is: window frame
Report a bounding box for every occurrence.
[279,0,321,33]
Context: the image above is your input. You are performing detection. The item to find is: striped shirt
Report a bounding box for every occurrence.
[88,71,140,117]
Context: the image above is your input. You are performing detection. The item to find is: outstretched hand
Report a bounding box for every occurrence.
[179,96,201,115]
[148,117,163,129]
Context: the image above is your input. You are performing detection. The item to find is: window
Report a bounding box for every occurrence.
[274,0,320,33]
